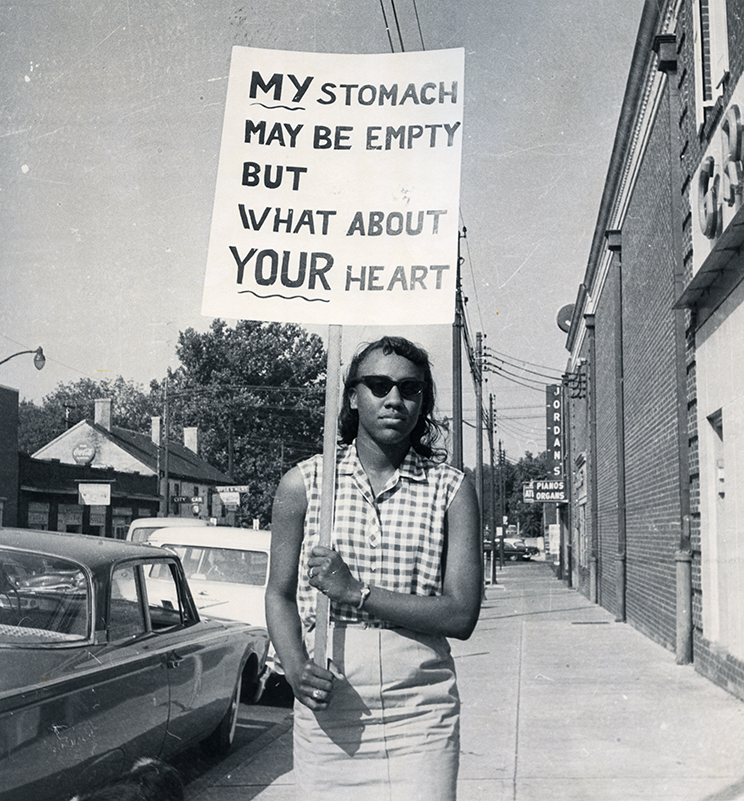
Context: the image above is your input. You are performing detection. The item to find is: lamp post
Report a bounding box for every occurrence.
[0,347,45,370]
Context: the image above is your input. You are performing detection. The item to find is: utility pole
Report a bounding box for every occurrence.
[499,440,506,568]
[451,228,466,470]
[161,377,170,517]
[489,393,497,584]
[475,332,483,512]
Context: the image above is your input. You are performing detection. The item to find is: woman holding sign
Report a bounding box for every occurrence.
[267,336,482,801]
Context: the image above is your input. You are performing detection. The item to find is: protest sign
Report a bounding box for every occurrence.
[202,46,464,326]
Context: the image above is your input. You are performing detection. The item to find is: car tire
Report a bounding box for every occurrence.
[201,672,242,757]
[241,654,261,704]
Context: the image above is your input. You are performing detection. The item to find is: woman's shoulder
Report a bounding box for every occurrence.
[417,455,466,493]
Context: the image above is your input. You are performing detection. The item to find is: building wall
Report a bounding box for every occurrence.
[679,0,744,699]
[0,386,19,526]
[567,339,591,594]
[593,258,621,615]
[18,454,159,538]
[564,0,744,701]
[619,90,680,651]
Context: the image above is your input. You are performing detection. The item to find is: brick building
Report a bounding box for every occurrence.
[564,0,744,699]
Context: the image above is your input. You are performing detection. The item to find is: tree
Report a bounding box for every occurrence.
[509,451,552,537]
[18,377,157,454]
[163,319,326,526]
[481,450,552,539]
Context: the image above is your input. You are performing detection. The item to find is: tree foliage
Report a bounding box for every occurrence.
[163,320,326,526]
[481,450,552,538]
[18,377,156,454]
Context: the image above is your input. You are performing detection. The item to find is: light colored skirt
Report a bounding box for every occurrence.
[293,624,460,801]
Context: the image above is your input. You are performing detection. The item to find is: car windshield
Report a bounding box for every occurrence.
[163,545,268,586]
[0,549,89,644]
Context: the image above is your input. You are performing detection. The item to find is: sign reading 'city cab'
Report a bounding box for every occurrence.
[202,46,464,325]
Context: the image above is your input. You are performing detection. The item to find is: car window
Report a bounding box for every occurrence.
[0,548,89,644]
[129,526,160,543]
[143,562,185,630]
[164,544,268,586]
[109,564,146,641]
[109,561,190,640]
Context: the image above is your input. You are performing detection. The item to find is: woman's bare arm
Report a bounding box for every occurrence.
[266,466,335,709]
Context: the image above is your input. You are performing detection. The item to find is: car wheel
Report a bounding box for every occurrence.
[509,554,519,562]
[201,672,242,757]
[241,655,261,704]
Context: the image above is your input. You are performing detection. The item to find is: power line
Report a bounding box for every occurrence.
[389,0,405,51]
[412,0,426,49]
[378,0,395,51]
[483,355,562,383]
[483,362,548,392]
[485,346,564,376]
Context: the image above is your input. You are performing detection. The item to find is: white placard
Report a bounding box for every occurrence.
[78,484,111,506]
[202,46,464,325]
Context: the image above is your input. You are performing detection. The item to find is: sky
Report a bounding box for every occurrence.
[0,0,646,467]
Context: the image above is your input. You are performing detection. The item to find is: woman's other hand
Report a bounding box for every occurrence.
[289,658,336,710]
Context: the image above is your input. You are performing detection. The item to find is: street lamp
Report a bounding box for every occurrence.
[0,346,46,370]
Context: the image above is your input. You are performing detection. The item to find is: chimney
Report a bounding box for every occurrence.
[95,398,112,431]
[184,427,199,454]
[151,416,161,445]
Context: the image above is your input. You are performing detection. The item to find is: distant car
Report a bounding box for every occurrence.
[0,528,270,801]
[147,527,276,695]
[126,516,211,543]
[514,539,540,558]
[484,536,534,561]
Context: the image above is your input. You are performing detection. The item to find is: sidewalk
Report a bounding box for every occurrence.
[189,561,744,801]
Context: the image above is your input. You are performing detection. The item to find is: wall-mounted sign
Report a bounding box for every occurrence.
[78,483,111,506]
[218,491,241,507]
[545,384,563,477]
[523,482,535,504]
[534,479,566,503]
[215,485,250,493]
[72,443,96,465]
[692,77,744,272]
[172,496,203,504]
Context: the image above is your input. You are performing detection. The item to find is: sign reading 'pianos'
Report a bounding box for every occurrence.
[202,46,464,326]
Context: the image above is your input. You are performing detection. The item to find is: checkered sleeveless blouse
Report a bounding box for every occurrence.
[296,442,465,629]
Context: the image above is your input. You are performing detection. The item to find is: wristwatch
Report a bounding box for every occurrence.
[356,581,371,610]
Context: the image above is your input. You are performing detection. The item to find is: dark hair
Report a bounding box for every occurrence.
[338,336,446,460]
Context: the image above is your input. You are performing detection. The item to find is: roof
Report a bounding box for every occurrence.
[0,527,166,570]
[149,528,272,552]
[33,419,232,485]
[107,424,232,483]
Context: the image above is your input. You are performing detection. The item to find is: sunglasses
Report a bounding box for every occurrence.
[352,375,426,400]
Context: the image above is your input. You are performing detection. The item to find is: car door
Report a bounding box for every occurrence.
[138,559,245,757]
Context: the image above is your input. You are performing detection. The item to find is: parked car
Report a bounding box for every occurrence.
[147,528,271,629]
[126,516,212,543]
[0,528,270,801]
[148,527,278,696]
